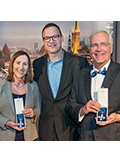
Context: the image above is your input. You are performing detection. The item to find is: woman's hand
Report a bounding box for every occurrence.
[6,121,25,131]
[22,108,35,118]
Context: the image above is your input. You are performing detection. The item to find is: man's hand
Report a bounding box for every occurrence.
[96,113,120,126]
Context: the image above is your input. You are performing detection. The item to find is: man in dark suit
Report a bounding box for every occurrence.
[33,22,89,141]
[66,30,120,141]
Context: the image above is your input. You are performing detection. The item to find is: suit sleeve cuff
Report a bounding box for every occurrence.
[78,113,84,122]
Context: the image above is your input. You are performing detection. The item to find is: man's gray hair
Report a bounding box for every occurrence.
[89,30,113,46]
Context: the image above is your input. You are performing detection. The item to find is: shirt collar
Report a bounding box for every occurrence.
[47,51,64,63]
[93,60,111,71]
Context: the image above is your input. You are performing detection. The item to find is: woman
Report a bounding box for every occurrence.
[0,50,42,141]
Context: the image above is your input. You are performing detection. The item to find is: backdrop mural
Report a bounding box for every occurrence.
[0,21,115,81]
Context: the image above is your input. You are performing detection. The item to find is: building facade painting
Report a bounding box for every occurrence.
[0,21,115,81]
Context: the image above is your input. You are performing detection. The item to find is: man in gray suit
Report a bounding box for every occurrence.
[33,22,89,141]
[66,30,120,141]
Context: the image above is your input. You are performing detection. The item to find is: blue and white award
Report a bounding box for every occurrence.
[96,88,108,122]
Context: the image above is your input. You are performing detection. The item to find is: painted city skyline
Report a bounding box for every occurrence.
[0,21,114,52]
[0,21,115,81]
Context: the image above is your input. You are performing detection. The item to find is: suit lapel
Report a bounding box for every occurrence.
[102,61,118,88]
[4,82,15,114]
[56,52,69,98]
[39,56,54,100]
[85,67,93,100]
[25,83,36,108]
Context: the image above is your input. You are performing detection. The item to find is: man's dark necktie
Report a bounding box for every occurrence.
[91,67,106,78]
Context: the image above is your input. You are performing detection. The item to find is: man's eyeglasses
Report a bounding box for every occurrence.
[43,34,61,43]
[90,42,110,49]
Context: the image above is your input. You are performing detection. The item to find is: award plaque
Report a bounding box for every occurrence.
[97,107,107,122]
[16,113,26,128]
[96,88,108,122]
[14,98,26,128]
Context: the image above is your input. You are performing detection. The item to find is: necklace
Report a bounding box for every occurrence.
[13,83,25,88]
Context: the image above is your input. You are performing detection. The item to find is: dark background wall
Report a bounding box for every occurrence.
[114,22,120,63]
